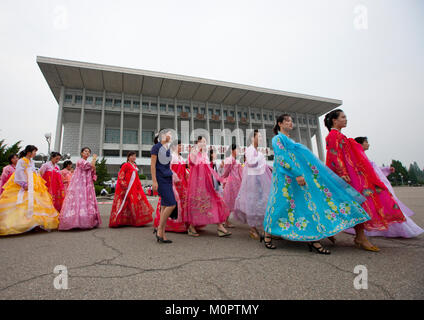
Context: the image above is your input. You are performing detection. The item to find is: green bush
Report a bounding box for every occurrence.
[139,174,147,180]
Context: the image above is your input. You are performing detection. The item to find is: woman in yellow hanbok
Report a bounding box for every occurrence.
[0,145,59,236]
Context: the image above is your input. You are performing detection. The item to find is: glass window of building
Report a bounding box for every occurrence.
[114,99,121,107]
[177,105,183,112]
[250,113,255,120]
[229,111,234,117]
[151,103,157,111]
[215,109,221,116]
[123,129,138,144]
[133,101,140,108]
[184,106,190,113]
[193,107,198,115]
[65,94,73,103]
[85,96,93,105]
[168,104,175,112]
[237,112,241,119]
[75,95,83,104]
[124,100,131,108]
[160,104,166,112]
[95,97,103,105]
[142,102,149,111]
[104,128,120,143]
[263,114,267,121]
[142,131,154,145]
[223,110,228,117]
[103,150,120,157]
[105,98,113,106]
[208,109,213,116]
[200,108,205,114]
[257,113,261,120]
[243,112,247,118]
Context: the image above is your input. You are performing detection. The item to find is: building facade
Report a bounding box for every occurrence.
[37,56,342,178]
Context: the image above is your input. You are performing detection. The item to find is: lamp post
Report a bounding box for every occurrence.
[399,173,404,185]
[44,132,52,155]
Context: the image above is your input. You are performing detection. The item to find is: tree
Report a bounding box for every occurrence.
[94,157,110,187]
[0,139,22,173]
[408,162,424,185]
[388,160,409,186]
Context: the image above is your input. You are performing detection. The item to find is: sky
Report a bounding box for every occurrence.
[0,0,423,168]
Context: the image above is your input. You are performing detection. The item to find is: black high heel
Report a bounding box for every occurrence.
[307,241,331,254]
[153,228,157,234]
[155,232,172,244]
[260,233,276,249]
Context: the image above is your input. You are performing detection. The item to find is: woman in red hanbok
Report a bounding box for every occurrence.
[154,140,189,233]
[109,152,153,227]
[186,136,231,237]
[0,154,18,196]
[324,109,406,252]
[39,152,65,212]
[61,160,73,196]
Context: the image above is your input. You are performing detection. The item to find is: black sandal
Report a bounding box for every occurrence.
[260,233,276,249]
[307,241,330,254]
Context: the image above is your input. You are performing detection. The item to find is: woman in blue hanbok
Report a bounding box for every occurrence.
[263,114,371,254]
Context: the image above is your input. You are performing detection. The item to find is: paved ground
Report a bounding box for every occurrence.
[0,187,423,300]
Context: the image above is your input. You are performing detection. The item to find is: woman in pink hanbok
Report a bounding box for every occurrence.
[61,160,73,196]
[343,137,423,238]
[59,147,101,230]
[186,136,231,237]
[0,154,18,196]
[234,130,273,241]
[221,144,243,228]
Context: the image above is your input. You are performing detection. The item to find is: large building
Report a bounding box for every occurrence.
[37,56,341,177]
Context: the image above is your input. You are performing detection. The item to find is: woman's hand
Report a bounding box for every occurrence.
[296,176,306,186]
[341,175,351,183]
[152,181,158,192]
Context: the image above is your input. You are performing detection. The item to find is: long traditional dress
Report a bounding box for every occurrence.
[154,153,189,232]
[325,129,406,231]
[0,157,59,236]
[61,168,73,195]
[221,156,243,213]
[0,164,16,196]
[39,161,65,212]
[345,161,423,238]
[234,145,272,227]
[264,133,370,241]
[109,162,153,227]
[59,158,101,230]
[186,149,229,226]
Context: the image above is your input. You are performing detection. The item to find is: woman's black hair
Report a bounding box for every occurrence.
[231,143,237,151]
[18,145,38,158]
[273,114,291,135]
[62,160,72,169]
[209,148,215,163]
[50,152,62,160]
[324,109,344,131]
[197,136,204,143]
[126,151,137,161]
[354,136,368,145]
[80,147,91,154]
[8,153,18,164]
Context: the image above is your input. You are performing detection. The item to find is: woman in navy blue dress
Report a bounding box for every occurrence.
[151,130,176,243]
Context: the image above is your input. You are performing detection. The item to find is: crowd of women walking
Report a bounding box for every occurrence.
[0,109,422,254]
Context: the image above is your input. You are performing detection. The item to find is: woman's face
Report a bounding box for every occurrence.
[11,155,18,165]
[128,154,137,162]
[81,148,91,159]
[66,164,73,170]
[232,148,238,157]
[333,112,347,129]
[362,140,370,151]
[177,144,182,154]
[51,155,61,164]
[279,116,293,132]
[29,150,37,158]
[253,132,261,145]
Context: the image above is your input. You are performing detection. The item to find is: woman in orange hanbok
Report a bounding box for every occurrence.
[0,145,59,236]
